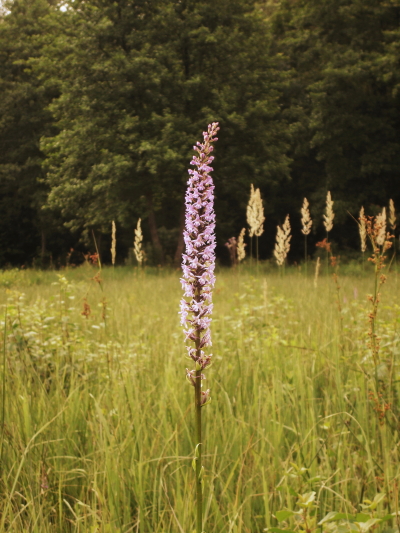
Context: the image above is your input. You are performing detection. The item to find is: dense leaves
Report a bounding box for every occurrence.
[271,0,400,244]
[0,0,399,265]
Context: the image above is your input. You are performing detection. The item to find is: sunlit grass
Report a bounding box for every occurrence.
[0,265,399,532]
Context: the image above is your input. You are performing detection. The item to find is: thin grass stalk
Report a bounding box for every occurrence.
[304,236,307,276]
[301,198,312,276]
[323,192,334,275]
[256,236,259,276]
[0,303,6,467]
[111,220,116,268]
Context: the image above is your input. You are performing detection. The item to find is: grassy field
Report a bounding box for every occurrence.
[0,264,399,532]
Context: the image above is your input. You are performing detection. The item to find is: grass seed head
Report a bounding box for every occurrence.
[375,208,386,246]
[237,228,246,262]
[359,207,367,253]
[247,185,265,237]
[111,221,116,266]
[389,199,396,231]
[301,198,312,235]
[323,191,334,233]
[274,215,291,266]
[134,218,144,265]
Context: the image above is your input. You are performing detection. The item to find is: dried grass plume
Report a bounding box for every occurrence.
[301,198,312,235]
[111,221,116,266]
[237,228,246,262]
[359,207,367,253]
[323,191,334,233]
[389,199,396,231]
[375,208,387,246]
[274,215,291,266]
[134,218,144,265]
[247,184,265,237]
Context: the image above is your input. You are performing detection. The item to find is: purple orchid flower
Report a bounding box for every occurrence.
[180,122,219,375]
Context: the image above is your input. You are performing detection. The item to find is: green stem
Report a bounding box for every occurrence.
[326,231,330,276]
[0,303,7,467]
[256,236,259,277]
[194,367,202,533]
[304,236,307,276]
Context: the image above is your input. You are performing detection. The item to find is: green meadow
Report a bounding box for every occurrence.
[0,265,399,532]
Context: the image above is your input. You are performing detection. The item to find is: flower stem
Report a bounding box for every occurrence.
[304,235,307,276]
[195,367,203,533]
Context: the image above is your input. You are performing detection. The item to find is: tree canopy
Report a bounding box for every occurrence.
[0,0,399,266]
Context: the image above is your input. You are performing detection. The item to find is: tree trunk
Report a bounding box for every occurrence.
[146,193,164,264]
[174,198,186,266]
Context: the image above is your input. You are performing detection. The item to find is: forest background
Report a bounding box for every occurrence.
[0,0,399,267]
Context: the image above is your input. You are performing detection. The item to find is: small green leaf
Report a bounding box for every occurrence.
[355,514,371,523]
[380,515,394,523]
[319,511,340,525]
[198,465,204,480]
[267,527,294,533]
[369,493,386,510]
[276,510,294,522]
[355,518,381,532]
[297,491,316,508]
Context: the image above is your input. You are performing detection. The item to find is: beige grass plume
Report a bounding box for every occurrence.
[111,221,116,266]
[274,215,291,266]
[389,199,396,231]
[301,198,312,235]
[323,191,334,233]
[375,208,386,246]
[134,218,144,265]
[247,184,265,237]
[237,228,246,262]
[359,207,367,253]
[314,257,321,288]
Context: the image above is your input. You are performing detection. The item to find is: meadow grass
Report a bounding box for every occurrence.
[0,264,399,532]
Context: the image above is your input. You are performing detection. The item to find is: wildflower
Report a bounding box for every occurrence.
[180,122,219,372]
[316,238,331,253]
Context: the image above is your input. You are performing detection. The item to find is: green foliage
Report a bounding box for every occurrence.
[271,0,400,226]
[38,0,290,246]
[1,0,400,266]
[1,267,400,531]
[0,0,66,265]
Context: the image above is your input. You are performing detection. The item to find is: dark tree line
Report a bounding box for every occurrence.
[0,0,399,266]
